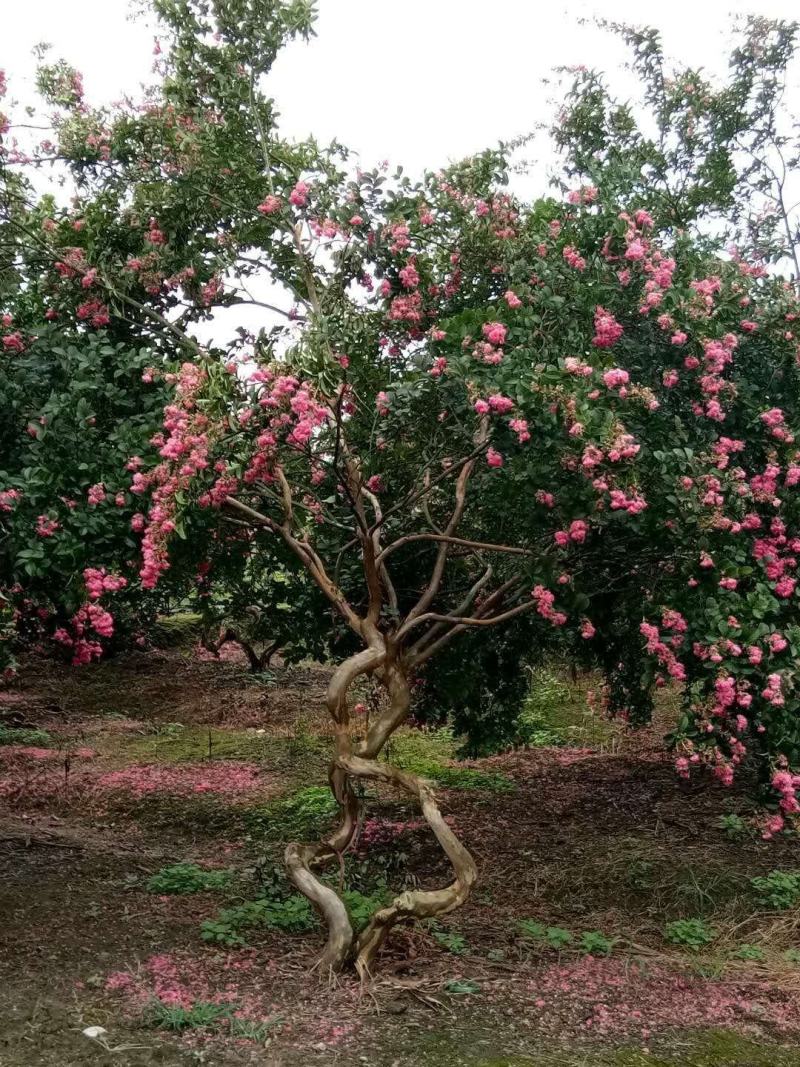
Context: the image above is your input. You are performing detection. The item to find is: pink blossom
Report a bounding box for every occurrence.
[257,195,281,215]
[592,307,623,348]
[289,181,309,207]
[602,367,630,391]
[482,322,507,346]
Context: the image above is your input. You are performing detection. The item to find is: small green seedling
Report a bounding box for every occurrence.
[431,928,468,955]
[517,920,573,949]
[444,979,480,995]
[730,944,765,961]
[716,813,748,840]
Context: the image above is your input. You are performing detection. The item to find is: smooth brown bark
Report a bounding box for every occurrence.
[284,651,478,977]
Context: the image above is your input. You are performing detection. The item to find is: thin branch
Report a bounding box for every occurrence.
[378,533,533,564]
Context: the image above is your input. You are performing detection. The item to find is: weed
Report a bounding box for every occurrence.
[229,1016,283,1042]
[751,870,800,910]
[672,864,743,914]
[386,729,514,792]
[716,813,749,840]
[624,859,654,891]
[0,725,53,746]
[145,999,232,1031]
[579,930,617,956]
[146,863,233,895]
[201,894,316,946]
[345,850,412,894]
[664,918,717,950]
[444,979,481,995]
[784,948,800,965]
[249,785,338,840]
[152,722,186,739]
[433,766,515,792]
[430,925,469,955]
[341,887,390,933]
[516,668,572,747]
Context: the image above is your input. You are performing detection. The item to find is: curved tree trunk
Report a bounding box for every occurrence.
[284,647,478,978]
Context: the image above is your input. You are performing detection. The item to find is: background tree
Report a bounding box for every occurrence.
[551,17,800,275]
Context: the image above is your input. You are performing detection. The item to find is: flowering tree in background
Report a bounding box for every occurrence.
[0,0,326,671]
[4,0,800,975]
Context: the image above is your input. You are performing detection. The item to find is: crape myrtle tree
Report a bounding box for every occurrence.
[0,99,175,672]
[4,0,800,973]
[133,144,800,973]
[0,327,174,674]
[0,0,327,673]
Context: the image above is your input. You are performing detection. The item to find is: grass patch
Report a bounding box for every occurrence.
[419,1029,800,1066]
[385,728,514,792]
[149,612,205,649]
[119,726,281,764]
[0,724,53,746]
[145,999,233,1031]
[515,665,616,749]
[144,997,283,1042]
[247,784,338,841]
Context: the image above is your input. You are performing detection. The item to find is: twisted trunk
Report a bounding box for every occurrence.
[284,648,478,977]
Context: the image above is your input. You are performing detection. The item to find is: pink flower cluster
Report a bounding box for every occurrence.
[83,567,127,600]
[257,194,281,215]
[554,519,588,546]
[761,407,794,443]
[640,621,686,681]
[531,585,567,626]
[592,307,623,348]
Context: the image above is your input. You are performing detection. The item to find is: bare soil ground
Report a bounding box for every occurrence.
[3,644,800,1066]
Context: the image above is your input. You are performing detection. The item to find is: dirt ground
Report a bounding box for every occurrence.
[3,642,800,1066]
